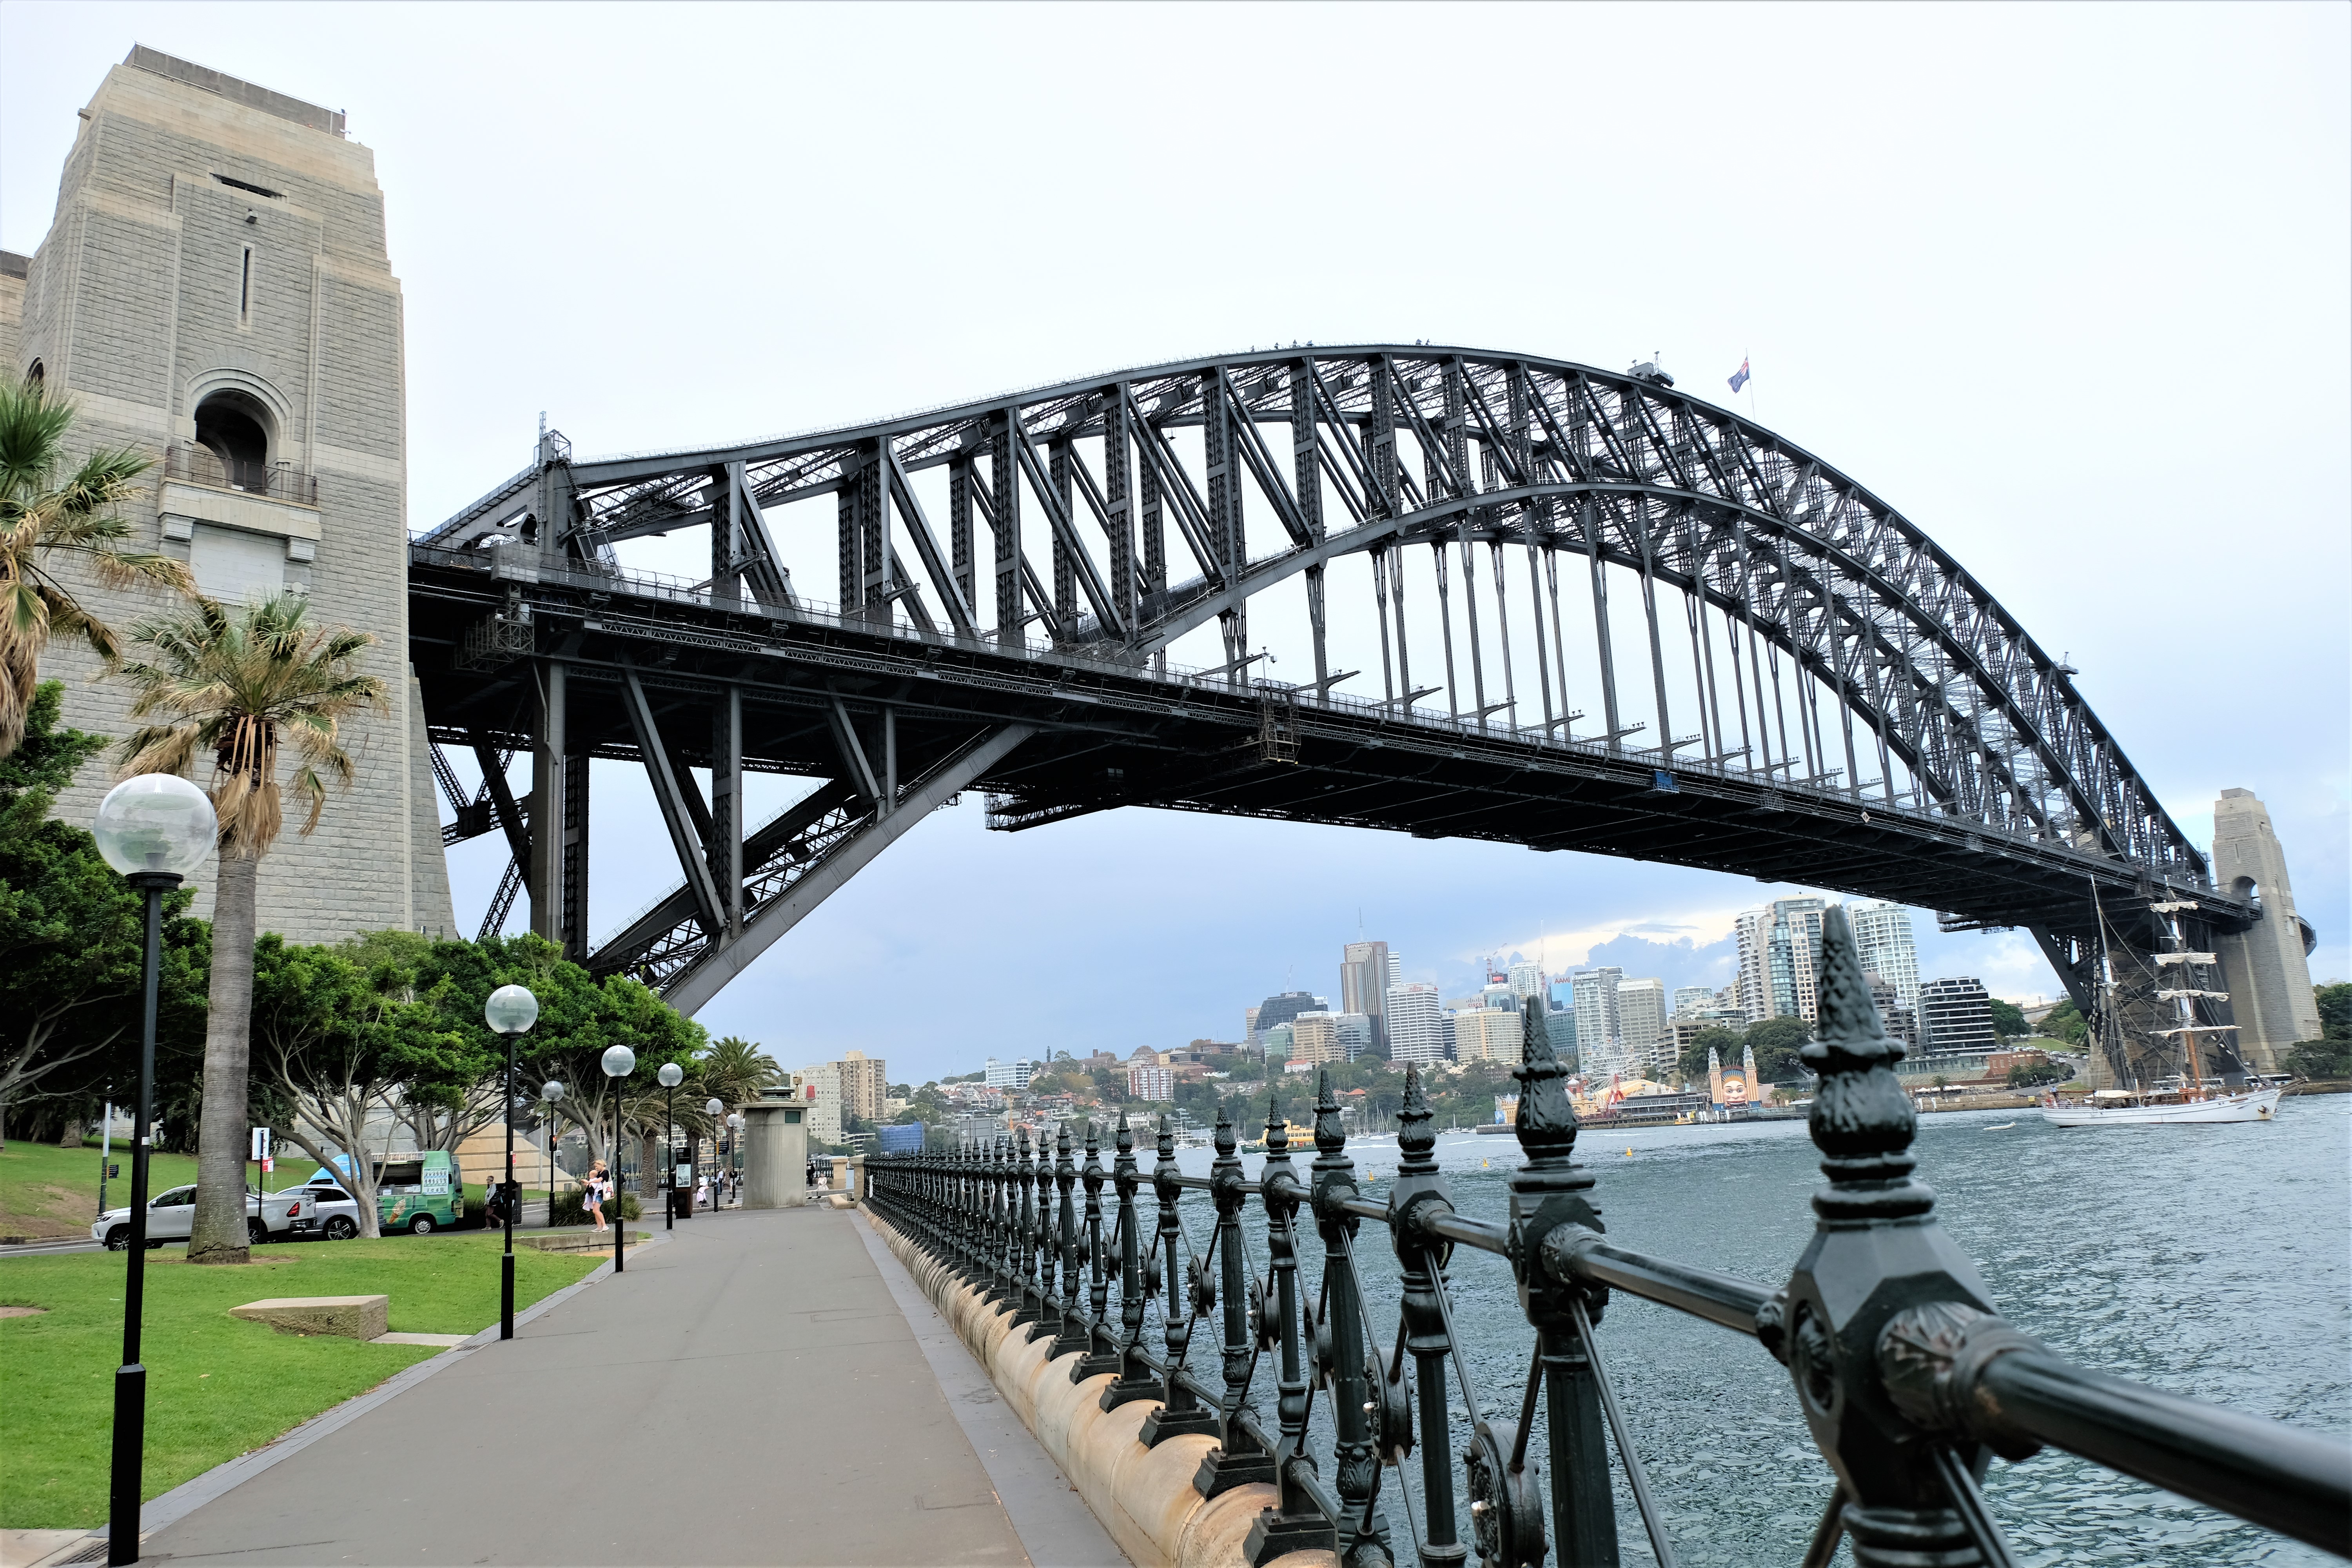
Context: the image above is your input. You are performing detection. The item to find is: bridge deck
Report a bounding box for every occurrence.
[132,1207,1124,1566]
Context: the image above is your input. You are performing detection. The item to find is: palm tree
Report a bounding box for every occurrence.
[0,376,192,756]
[700,1035,784,1107]
[114,592,385,1264]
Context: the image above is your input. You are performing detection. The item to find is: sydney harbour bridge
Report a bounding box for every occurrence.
[406,345,2258,1064]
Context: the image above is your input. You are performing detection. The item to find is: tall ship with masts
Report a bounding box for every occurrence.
[2042,895,2283,1126]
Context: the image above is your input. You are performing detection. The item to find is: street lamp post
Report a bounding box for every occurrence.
[600,1045,636,1273]
[484,985,539,1340]
[657,1063,684,1230]
[541,1080,564,1226]
[704,1099,724,1209]
[93,774,216,1568]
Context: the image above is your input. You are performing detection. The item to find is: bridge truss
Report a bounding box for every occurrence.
[409,345,2251,1049]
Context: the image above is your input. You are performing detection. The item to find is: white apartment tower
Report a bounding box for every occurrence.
[1848,903,1921,1016]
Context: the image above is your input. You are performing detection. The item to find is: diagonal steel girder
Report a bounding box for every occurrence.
[660,723,1033,1014]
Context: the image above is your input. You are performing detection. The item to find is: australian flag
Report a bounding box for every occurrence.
[1728,358,1751,394]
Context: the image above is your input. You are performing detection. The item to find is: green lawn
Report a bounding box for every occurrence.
[0,1234,600,1527]
[0,1140,326,1241]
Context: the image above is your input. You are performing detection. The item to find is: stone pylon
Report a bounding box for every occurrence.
[2210,789,2322,1072]
[0,47,452,942]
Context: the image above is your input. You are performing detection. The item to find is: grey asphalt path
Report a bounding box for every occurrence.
[132,1205,1107,1566]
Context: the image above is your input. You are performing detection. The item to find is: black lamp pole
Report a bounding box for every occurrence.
[109,869,175,1567]
[500,1029,517,1338]
[664,1082,675,1232]
[614,1089,625,1275]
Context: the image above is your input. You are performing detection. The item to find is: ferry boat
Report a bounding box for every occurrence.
[2041,895,2281,1128]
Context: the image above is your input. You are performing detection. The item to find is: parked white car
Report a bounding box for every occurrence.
[91,1183,360,1249]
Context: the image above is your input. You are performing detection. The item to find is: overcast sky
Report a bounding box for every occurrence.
[5,3,2345,1083]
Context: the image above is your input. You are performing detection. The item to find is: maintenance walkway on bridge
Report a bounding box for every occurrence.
[114,1206,1128,1567]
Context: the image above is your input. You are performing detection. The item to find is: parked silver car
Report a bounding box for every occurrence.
[92,1184,267,1249]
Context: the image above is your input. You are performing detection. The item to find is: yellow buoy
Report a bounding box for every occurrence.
[1624,1147,1634,1156]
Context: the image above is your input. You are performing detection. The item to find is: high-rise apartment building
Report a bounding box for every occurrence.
[1735,897,1831,1024]
[1127,1064,1174,1102]
[798,1062,844,1146]
[1848,902,1921,1015]
[836,1050,887,1125]
[1616,978,1669,1078]
[1570,967,1623,1074]
[1451,1006,1524,1065]
[1671,985,1717,1018]
[981,1057,1034,1090]
[1507,961,1545,1007]
[1920,978,1996,1056]
[1385,982,1447,1065]
[1341,942,1394,1050]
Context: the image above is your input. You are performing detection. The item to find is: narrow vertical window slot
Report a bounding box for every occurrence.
[240,247,252,325]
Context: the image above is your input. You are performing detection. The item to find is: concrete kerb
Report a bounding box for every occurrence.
[867,1212,1338,1568]
[36,1229,670,1563]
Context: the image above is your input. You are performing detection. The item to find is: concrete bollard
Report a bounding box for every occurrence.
[869,1212,1337,1568]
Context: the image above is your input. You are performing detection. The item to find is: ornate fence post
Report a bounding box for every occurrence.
[1513,1000,1617,1566]
[1014,1130,1043,1328]
[998,1135,1020,1307]
[1309,1069,1392,1565]
[1031,1123,1057,1343]
[1196,1099,1276,1495]
[1075,1120,1122,1379]
[1143,1112,1221,1445]
[1104,1111,1165,1408]
[1247,1094,1340,1562]
[1389,1067,1467,1567]
[979,1138,1002,1302]
[1766,906,2017,1568]
[1051,1122,1091,1358]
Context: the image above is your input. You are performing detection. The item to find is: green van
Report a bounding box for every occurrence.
[306,1150,466,1235]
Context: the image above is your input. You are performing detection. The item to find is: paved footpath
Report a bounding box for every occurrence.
[129,1206,1126,1567]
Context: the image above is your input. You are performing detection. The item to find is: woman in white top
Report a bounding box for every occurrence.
[585,1163,608,1231]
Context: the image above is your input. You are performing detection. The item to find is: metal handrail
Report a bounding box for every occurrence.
[864,908,2351,1566]
[163,443,318,507]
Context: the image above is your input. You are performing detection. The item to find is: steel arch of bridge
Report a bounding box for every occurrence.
[414,344,2241,1022]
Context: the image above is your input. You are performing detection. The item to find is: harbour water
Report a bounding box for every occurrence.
[1158,1094,2350,1566]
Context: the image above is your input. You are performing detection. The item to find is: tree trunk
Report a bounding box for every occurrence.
[59,1117,85,1149]
[190,852,259,1265]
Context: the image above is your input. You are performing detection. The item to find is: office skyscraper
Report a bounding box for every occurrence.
[1507,961,1545,1007]
[1848,902,1921,1016]
[1616,979,1669,1078]
[1341,941,1394,1051]
[1671,985,1717,1017]
[1385,982,1447,1065]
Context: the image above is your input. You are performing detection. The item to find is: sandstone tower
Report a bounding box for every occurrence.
[2210,789,2321,1072]
[0,47,451,941]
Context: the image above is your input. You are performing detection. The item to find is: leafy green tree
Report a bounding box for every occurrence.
[1988,998,2029,1039]
[249,934,473,1237]
[1676,1026,1744,1087]
[114,591,386,1264]
[2042,999,2089,1045]
[2316,983,2351,1041]
[2005,1062,2064,1088]
[0,682,208,1149]
[411,933,704,1174]
[1743,1015,1814,1084]
[0,376,190,757]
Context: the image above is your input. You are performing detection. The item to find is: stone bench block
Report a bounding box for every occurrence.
[231,1295,389,1340]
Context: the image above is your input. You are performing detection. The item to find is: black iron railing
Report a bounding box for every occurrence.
[868,910,2350,1567]
[163,443,318,506]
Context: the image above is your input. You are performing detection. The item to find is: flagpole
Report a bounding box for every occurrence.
[1746,348,1758,423]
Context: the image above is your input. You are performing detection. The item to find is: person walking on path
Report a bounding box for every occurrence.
[585,1162,608,1232]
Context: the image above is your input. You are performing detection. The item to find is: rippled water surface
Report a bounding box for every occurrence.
[1146,1095,2349,1566]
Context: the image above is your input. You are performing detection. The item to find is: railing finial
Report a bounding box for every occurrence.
[1397,1063,1436,1172]
[1514,995,1579,1164]
[1313,1068,1344,1154]
[1803,905,1927,1217]
[1213,1096,1237,1159]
